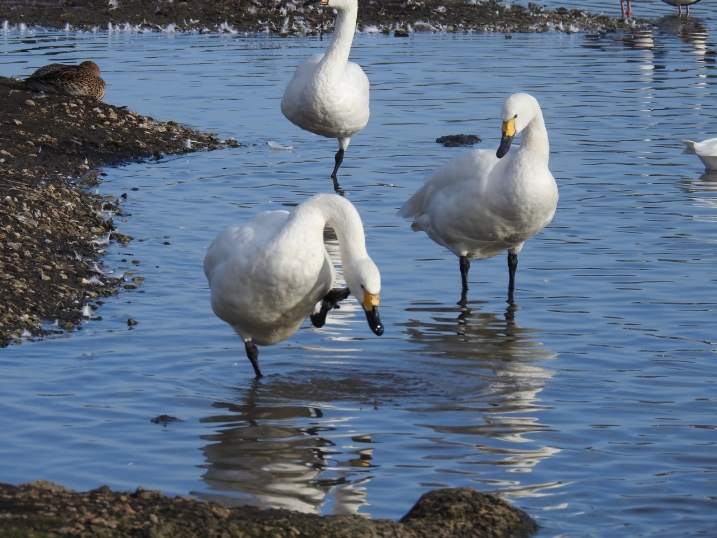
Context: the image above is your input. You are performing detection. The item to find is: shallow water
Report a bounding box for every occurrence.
[1,6,717,537]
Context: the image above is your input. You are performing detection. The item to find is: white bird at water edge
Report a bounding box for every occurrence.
[398,93,559,304]
[281,0,369,192]
[680,137,717,171]
[204,193,383,378]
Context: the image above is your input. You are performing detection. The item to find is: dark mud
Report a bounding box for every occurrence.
[0,0,646,35]
[0,75,240,346]
[0,480,538,538]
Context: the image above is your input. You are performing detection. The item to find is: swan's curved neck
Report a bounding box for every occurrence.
[520,109,550,161]
[317,5,358,78]
[287,194,368,264]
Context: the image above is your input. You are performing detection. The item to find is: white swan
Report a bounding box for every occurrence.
[398,93,558,301]
[681,137,717,171]
[281,0,369,190]
[204,193,383,377]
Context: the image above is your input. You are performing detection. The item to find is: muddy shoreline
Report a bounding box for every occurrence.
[0,0,646,35]
[0,480,539,538]
[0,75,240,346]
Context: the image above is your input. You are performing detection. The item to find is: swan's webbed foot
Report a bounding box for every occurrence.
[330,148,345,180]
[310,287,351,328]
[244,340,263,378]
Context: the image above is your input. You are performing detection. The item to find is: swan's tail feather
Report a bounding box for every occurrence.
[397,184,427,219]
[680,139,697,155]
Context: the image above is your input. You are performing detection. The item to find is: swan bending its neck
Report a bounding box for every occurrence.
[204,193,382,378]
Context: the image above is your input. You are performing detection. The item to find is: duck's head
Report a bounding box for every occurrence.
[496,93,540,158]
[345,258,383,336]
[79,61,101,76]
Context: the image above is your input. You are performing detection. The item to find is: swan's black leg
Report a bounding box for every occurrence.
[310,287,351,328]
[331,148,345,180]
[244,340,263,378]
[459,255,470,293]
[332,176,345,195]
[507,252,518,300]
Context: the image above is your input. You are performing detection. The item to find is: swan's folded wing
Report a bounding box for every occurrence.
[204,210,289,282]
[397,148,502,219]
[692,137,717,156]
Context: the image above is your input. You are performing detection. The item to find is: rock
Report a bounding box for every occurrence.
[0,481,538,538]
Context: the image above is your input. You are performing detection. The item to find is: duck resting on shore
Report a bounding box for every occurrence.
[24,61,106,100]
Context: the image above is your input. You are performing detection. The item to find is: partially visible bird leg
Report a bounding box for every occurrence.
[459,255,470,293]
[310,287,351,328]
[244,340,263,378]
[331,148,345,180]
[507,252,518,299]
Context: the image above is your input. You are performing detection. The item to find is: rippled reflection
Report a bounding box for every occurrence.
[402,299,555,415]
[197,399,373,515]
[657,16,710,55]
[397,300,559,490]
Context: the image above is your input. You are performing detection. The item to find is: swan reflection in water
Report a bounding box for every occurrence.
[196,399,375,515]
[196,259,560,511]
[400,299,562,497]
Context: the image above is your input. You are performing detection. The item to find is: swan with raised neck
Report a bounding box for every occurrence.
[398,93,558,303]
[281,0,369,190]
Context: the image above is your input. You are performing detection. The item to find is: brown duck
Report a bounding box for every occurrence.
[25,61,106,100]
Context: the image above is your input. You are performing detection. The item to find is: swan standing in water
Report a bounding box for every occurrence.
[204,194,383,378]
[281,0,369,191]
[398,93,558,303]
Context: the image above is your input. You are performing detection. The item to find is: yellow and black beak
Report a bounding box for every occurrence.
[304,0,328,6]
[362,291,384,336]
[496,116,516,159]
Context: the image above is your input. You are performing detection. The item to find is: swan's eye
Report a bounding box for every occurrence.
[514,114,518,119]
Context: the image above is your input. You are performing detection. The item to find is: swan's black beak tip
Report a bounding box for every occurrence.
[365,307,384,336]
[496,133,514,159]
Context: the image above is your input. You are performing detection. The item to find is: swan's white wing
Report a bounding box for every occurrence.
[204,210,289,283]
[398,148,504,219]
[692,137,717,156]
[281,54,323,126]
[281,55,369,140]
[334,61,370,135]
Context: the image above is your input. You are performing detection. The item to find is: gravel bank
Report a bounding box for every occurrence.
[0,480,538,537]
